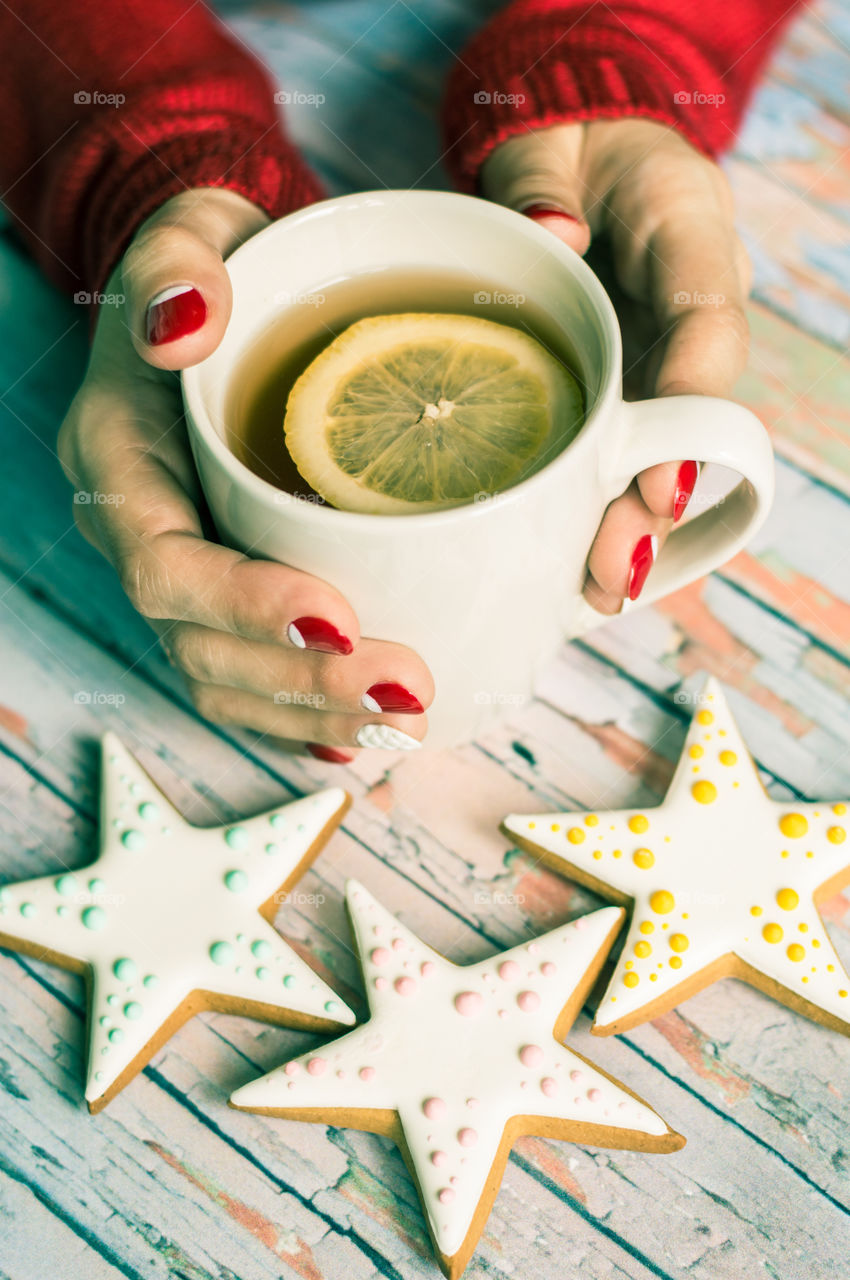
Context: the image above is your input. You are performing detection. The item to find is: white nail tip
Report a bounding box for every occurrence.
[360,693,383,713]
[355,724,422,751]
[287,623,306,649]
[147,284,196,310]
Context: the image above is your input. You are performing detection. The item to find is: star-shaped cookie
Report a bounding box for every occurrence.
[231,882,682,1279]
[503,677,850,1036]
[0,734,355,1111]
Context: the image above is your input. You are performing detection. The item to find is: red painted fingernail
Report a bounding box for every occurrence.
[288,616,353,655]
[362,681,424,715]
[672,460,700,523]
[522,203,582,225]
[306,743,354,764]
[145,286,206,345]
[627,534,658,602]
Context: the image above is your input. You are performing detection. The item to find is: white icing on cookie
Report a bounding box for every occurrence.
[231,883,672,1260]
[0,734,355,1109]
[503,677,850,1034]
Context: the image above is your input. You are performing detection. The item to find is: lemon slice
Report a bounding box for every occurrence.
[283,313,583,514]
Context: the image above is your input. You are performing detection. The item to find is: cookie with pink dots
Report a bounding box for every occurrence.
[503,676,850,1037]
[230,882,682,1279]
[0,734,355,1111]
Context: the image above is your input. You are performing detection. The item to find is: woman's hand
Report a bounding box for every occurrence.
[482,118,752,614]
[58,188,432,757]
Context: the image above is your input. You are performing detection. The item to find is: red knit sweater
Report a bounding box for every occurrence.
[0,0,799,300]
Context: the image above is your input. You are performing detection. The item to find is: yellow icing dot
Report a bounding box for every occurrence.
[827,826,846,845]
[787,943,805,963]
[613,849,623,859]
[628,815,649,834]
[649,973,658,981]
[633,848,655,870]
[640,921,654,935]
[624,971,639,989]
[692,766,701,774]
[670,956,683,969]
[827,963,835,972]
[798,922,808,933]
[762,923,783,944]
[840,990,848,999]
[634,941,652,959]
[776,888,799,912]
[812,939,821,949]
[528,822,536,830]
[781,850,790,859]
[625,960,633,969]
[719,750,737,766]
[718,729,726,736]
[585,814,599,827]
[692,780,718,805]
[750,905,763,917]
[592,850,603,861]
[802,976,809,984]
[650,890,675,915]
[661,922,669,930]
[550,823,561,832]
[733,782,740,789]
[833,804,846,816]
[567,828,585,844]
[697,710,714,725]
[669,933,689,953]
[682,913,689,920]
[689,744,704,759]
[779,813,808,839]
[805,851,814,859]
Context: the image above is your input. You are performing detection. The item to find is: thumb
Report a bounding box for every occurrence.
[479,124,592,256]
[120,188,270,371]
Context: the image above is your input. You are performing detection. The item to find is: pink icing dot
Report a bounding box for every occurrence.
[374,976,388,991]
[540,961,556,978]
[454,991,483,1017]
[519,1044,544,1068]
[438,1188,455,1205]
[431,1150,448,1167]
[336,1069,346,1079]
[541,1077,558,1097]
[520,1080,528,1089]
[450,1176,458,1185]
[457,1128,478,1147]
[423,1096,446,1120]
[421,961,435,977]
[517,990,540,1013]
[574,917,587,931]
[284,1061,300,1077]
[371,947,390,966]
[587,1088,603,1103]
[359,1066,375,1082]
[307,1057,326,1077]
[466,1097,479,1109]
[373,925,382,936]
[392,937,405,951]
[528,942,539,955]
[570,1070,582,1082]
[498,960,519,982]
[394,976,417,998]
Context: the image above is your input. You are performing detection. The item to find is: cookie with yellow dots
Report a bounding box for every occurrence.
[502,677,850,1037]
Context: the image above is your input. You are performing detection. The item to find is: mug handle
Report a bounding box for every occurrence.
[569,393,775,636]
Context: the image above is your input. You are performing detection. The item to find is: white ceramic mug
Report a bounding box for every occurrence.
[182,190,774,747]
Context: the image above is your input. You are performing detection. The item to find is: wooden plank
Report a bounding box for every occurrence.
[0,1175,129,1280]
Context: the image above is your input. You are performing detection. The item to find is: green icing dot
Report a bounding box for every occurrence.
[55,874,78,896]
[121,830,145,852]
[81,906,106,930]
[124,1002,143,1020]
[88,877,105,894]
[236,933,246,944]
[20,902,36,918]
[269,814,287,830]
[106,995,119,1006]
[255,966,269,980]
[251,939,271,960]
[283,974,296,989]
[95,1070,104,1082]
[265,843,280,855]
[108,1027,124,1044]
[224,826,248,850]
[209,941,233,966]
[224,869,248,893]
[138,801,159,821]
[113,958,137,983]
[56,905,68,917]
[0,887,9,902]
[129,782,142,796]
[324,1001,339,1015]
[99,1015,112,1028]
[143,974,158,989]
[100,1047,109,1056]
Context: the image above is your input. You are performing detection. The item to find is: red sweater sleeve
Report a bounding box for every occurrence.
[0,0,324,297]
[442,0,802,191]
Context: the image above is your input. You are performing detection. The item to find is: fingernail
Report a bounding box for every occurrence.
[306,743,355,764]
[362,682,424,715]
[145,285,206,345]
[672,460,700,523]
[521,203,582,226]
[288,617,353,655]
[627,534,658,602]
[355,724,422,750]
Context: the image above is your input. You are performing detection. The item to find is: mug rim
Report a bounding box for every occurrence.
[182,188,623,531]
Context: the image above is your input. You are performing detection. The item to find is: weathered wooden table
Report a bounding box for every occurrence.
[2,1,849,1276]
